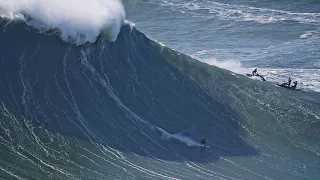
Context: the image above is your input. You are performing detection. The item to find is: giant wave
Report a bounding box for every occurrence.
[0,14,319,180]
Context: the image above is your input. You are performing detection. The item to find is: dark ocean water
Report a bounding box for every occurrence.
[0,0,320,179]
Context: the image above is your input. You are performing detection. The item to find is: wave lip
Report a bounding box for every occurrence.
[0,0,125,45]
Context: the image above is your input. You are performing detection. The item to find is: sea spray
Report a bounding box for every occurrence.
[0,0,125,45]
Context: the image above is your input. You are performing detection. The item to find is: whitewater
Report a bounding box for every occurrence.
[0,0,125,44]
[0,0,319,180]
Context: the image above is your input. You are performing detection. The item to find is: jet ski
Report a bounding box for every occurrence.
[277,83,303,91]
[246,73,266,81]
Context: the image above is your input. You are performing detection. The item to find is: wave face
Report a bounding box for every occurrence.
[0,0,125,45]
[0,21,320,179]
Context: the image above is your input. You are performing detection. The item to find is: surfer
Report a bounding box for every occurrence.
[201,138,207,148]
[291,81,297,90]
[252,68,258,76]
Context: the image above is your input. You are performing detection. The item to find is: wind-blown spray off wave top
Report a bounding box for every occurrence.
[0,0,125,45]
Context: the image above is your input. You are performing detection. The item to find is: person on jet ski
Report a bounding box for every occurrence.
[287,77,291,86]
[252,68,258,75]
[291,81,297,90]
[283,77,291,86]
[281,77,292,87]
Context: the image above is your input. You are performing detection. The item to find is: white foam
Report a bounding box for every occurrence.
[124,20,135,29]
[300,33,312,39]
[300,30,315,39]
[0,0,125,45]
[204,58,244,73]
[191,51,245,73]
[156,127,201,147]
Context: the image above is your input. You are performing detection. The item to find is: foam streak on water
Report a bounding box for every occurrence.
[149,0,320,24]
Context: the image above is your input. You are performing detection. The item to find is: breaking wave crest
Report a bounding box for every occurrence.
[0,0,125,45]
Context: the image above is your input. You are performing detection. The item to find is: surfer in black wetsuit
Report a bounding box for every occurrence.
[291,81,297,90]
[201,138,207,148]
[252,68,257,75]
